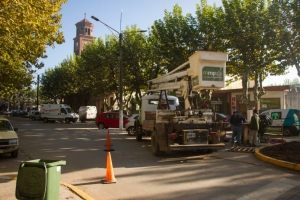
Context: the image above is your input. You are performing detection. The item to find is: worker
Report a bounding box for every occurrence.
[230,110,246,147]
[249,109,260,147]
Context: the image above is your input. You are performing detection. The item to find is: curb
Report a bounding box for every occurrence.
[255,146,300,171]
[60,182,94,200]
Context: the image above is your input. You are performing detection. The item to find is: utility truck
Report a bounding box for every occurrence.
[41,104,79,123]
[135,51,228,156]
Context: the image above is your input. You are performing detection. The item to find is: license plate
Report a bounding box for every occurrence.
[186,132,196,139]
[0,150,3,153]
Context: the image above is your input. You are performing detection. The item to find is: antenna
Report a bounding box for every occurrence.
[120,9,123,33]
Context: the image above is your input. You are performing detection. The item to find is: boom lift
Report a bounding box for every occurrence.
[135,51,228,156]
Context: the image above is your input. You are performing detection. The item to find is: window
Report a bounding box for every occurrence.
[271,112,281,120]
[85,28,90,35]
[260,98,280,110]
[61,108,67,114]
[148,99,175,105]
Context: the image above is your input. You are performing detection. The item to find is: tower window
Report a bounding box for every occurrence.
[85,28,90,35]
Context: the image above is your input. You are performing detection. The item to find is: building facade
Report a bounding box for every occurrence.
[73,17,94,56]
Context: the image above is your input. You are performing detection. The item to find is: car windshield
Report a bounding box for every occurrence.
[217,113,227,118]
[65,107,74,113]
[0,120,13,131]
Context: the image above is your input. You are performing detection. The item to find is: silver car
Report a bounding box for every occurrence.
[125,114,139,136]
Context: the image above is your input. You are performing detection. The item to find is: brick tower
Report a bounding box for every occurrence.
[73,14,94,55]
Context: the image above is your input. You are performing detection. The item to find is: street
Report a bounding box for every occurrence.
[1,117,300,200]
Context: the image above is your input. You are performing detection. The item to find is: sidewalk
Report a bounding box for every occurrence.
[0,177,85,200]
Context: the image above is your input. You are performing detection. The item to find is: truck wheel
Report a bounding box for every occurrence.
[43,118,48,123]
[65,118,70,123]
[127,126,135,136]
[151,130,162,156]
[98,123,105,129]
[283,127,291,136]
[11,150,18,158]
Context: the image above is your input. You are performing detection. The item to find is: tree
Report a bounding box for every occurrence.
[220,0,286,110]
[122,26,149,109]
[76,35,119,110]
[270,0,300,77]
[150,4,198,73]
[0,0,66,97]
[40,55,78,103]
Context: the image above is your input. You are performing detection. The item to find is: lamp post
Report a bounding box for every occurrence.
[37,74,39,110]
[91,15,146,130]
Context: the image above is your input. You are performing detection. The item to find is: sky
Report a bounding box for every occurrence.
[37,0,300,86]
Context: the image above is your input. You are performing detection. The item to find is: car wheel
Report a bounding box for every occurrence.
[151,130,162,156]
[32,117,36,121]
[98,123,105,129]
[127,126,135,136]
[11,150,18,158]
[283,127,291,136]
[43,118,48,123]
[65,118,70,123]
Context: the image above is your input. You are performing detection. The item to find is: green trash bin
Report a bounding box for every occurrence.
[15,159,66,200]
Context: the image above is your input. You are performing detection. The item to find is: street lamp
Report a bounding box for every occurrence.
[37,74,40,110]
[91,15,146,130]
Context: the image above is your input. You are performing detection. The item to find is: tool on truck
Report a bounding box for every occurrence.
[134,51,228,156]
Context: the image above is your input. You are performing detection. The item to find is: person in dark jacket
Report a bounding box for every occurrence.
[230,110,246,147]
[249,109,260,146]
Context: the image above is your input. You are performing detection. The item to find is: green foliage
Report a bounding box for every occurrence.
[0,0,66,97]
[150,4,198,73]
[40,55,78,102]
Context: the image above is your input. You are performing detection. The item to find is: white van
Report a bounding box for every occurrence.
[78,106,97,122]
[260,108,300,136]
[41,104,79,123]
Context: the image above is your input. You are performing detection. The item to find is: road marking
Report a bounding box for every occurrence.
[237,178,300,200]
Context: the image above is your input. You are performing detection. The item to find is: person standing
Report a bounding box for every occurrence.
[230,110,246,147]
[249,109,260,146]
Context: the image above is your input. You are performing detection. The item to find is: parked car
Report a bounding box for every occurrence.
[0,117,19,158]
[3,110,12,116]
[11,110,27,117]
[215,113,231,130]
[125,114,139,136]
[95,111,129,129]
[31,111,41,121]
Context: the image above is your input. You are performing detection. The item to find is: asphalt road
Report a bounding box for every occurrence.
[1,117,300,200]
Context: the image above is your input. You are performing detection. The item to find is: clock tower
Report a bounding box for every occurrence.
[73,15,94,55]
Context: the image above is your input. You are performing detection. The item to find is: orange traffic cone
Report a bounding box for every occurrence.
[104,130,114,151]
[102,152,117,184]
